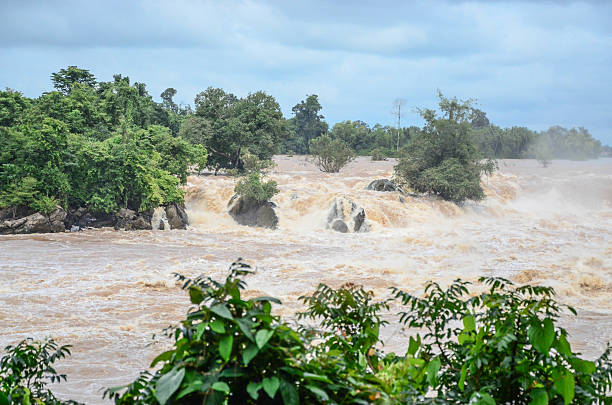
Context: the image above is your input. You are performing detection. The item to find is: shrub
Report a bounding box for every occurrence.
[0,338,79,404]
[308,136,355,173]
[370,148,388,161]
[234,172,279,203]
[105,260,612,404]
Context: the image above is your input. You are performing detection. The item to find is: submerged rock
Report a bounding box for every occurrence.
[366,179,398,192]
[0,207,67,234]
[228,195,279,229]
[326,196,366,233]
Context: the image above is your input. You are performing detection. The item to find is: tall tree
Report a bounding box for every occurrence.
[284,94,328,154]
[186,87,287,171]
[50,66,97,95]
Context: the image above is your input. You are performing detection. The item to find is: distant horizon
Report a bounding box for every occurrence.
[1,0,611,144]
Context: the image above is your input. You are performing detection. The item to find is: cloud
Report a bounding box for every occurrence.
[0,0,610,144]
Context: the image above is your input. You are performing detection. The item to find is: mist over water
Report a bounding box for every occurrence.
[1,156,611,404]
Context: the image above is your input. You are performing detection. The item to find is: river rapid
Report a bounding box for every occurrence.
[1,156,611,404]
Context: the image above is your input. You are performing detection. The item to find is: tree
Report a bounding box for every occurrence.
[309,135,355,173]
[189,87,288,172]
[395,92,495,203]
[51,66,97,95]
[284,95,328,154]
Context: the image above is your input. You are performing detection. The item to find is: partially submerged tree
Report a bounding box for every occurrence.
[309,135,355,173]
[394,92,496,203]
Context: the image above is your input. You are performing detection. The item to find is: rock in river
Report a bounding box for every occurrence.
[228,195,279,229]
[326,196,366,233]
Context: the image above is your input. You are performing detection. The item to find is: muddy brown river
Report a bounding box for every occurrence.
[1,156,611,404]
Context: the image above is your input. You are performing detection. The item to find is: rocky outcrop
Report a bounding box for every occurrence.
[165,203,189,230]
[228,195,279,229]
[366,179,398,192]
[1,203,190,234]
[326,196,366,233]
[0,207,67,234]
[114,208,152,231]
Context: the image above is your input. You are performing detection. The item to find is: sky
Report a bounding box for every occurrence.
[1,0,611,144]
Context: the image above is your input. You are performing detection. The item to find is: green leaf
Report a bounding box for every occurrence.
[577,359,596,374]
[247,381,262,400]
[150,349,174,367]
[469,392,495,405]
[196,322,208,340]
[212,381,230,394]
[425,357,441,387]
[154,367,185,405]
[280,378,299,405]
[556,334,572,357]
[262,376,280,398]
[219,335,233,362]
[189,286,204,304]
[553,371,574,405]
[528,318,555,355]
[463,315,476,332]
[210,319,225,334]
[305,385,329,401]
[242,343,259,365]
[253,296,282,304]
[255,329,275,349]
[210,304,233,320]
[407,335,421,356]
[302,372,332,383]
[236,318,255,341]
[530,388,549,405]
[459,363,468,392]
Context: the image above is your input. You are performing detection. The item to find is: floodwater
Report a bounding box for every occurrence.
[1,156,611,404]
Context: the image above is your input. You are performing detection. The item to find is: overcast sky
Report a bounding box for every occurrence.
[1,0,611,144]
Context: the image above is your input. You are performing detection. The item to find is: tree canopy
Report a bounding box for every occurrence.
[394,93,496,203]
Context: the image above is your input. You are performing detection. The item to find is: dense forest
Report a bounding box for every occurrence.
[0,66,607,218]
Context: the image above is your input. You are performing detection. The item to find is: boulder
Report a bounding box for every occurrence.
[165,203,189,230]
[228,195,279,229]
[326,196,366,233]
[0,207,66,234]
[114,208,152,231]
[366,179,397,192]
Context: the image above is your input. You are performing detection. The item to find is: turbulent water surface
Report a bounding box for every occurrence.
[1,156,611,404]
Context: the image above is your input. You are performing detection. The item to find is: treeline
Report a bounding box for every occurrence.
[276,93,604,161]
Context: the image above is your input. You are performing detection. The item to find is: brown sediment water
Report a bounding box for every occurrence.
[1,156,611,404]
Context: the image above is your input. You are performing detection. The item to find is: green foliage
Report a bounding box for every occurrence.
[51,66,97,95]
[282,95,328,154]
[394,93,496,203]
[105,260,309,404]
[392,277,612,403]
[234,172,279,203]
[187,88,288,172]
[370,148,388,161]
[0,67,206,217]
[309,135,356,173]
[0,338,80,405]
